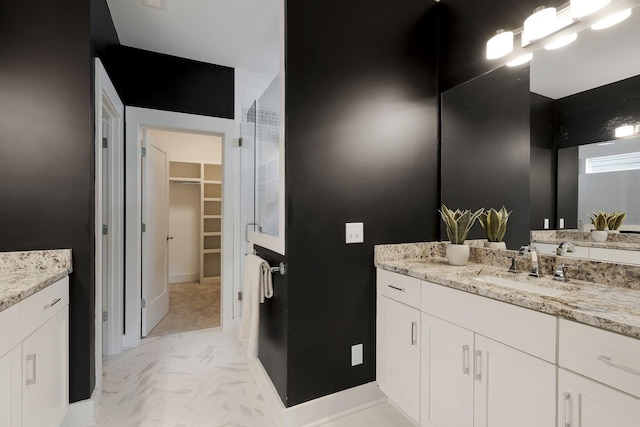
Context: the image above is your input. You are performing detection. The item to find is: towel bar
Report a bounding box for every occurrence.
[270,262,287,276]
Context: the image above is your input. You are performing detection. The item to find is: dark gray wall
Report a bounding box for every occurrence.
[102,45,234,118]
[441,66,531,249]
[282,0,440,406]
[530,92,556,230]
[0,0,96,402]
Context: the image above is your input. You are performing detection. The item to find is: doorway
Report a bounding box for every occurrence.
[141,128,224,337]
[123,107,235,350]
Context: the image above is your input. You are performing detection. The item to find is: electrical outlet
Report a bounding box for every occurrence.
[346,222,364,244]
[351,344,363,366]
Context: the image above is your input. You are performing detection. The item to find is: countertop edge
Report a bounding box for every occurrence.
[375,260,640,340]
[0,267,71,313]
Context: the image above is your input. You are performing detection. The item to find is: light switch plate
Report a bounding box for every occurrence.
[345,222,364,244]
[351,344,363,366]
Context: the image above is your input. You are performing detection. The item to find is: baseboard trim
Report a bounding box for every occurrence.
[169,273,199,284]
[249,358,386,427]
[61,387,100,427]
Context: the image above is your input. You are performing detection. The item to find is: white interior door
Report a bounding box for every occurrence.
[101,115,110,356]
[141,131,170,337]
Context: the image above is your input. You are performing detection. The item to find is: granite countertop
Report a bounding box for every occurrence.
[0,250,72,313]
[376,256,640,339]
[531,229,640,251]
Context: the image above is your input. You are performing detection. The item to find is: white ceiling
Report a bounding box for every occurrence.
[530,5,640,99]
[106,0,280,75]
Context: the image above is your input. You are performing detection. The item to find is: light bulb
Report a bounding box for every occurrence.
[507,53,534,67]
[545,32,578,50]
[487,30,514,59]
[523,7,557,42]
[571,0,610,18]
[591,8,632,30]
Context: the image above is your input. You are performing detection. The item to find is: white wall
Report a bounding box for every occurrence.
[147,129,222,283]
[169,183,200,283]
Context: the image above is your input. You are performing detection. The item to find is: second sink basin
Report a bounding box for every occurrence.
[471,275,571,297]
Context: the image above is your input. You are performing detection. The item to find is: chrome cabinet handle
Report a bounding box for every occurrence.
[563,392,571,427]
[44,297,61,310]
[597,355,640,377]
[26,354,37,386]
[474,350,482,380]
[411,322,417,346]
[387,284,406,292]
[462,345,470,374]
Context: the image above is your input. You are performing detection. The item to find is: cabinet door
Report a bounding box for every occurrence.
[22,307,68,427]
[0,344,22,427]
[377,296,420,422]
[474,335,555,427]
[559,369,640,427]
[420,313,474,427]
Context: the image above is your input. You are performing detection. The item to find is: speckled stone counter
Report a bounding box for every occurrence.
[531,230,640,251]
[0,250,72,313]
[375,242,640,339]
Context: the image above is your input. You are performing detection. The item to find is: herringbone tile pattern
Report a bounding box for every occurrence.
[97,328,274,427]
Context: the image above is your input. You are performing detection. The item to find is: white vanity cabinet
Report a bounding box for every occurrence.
[376,269,421,422]
[558,319,640,426]
[420,281,556,427]
[0,276,69,427]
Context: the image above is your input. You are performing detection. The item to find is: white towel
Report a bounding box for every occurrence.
[239,254,274,358]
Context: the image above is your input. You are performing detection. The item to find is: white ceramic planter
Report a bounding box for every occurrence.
[591,230,608,242]
[484,241,507,250]
[446,244,470,266]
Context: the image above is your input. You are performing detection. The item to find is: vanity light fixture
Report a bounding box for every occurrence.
[507,53,534,67]
[486,30,514,59]
[591,7,632,29]
[614,124,638,138]
[523,7,557,44]
[571,0,611,18]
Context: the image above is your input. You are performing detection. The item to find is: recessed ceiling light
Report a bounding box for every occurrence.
[141,0,165,10]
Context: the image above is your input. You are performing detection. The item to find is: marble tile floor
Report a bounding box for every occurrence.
[97,327,414,427]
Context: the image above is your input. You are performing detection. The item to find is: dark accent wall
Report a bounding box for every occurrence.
[0,0,95,402]
[283,0,440,406]
[102,45,234,118]
[555,74,640,148]
[255,246,288,404]
[530,93,556,230]
[557,147,579,229]
[441,65,531,249]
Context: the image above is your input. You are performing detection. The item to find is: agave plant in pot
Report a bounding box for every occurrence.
[439,205,484,266]
[478,206,512,250]
[607,211,626,234]
[588,211,610,242]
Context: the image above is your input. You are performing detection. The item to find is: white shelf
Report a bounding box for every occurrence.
[203,232,222,236]
[203,249,222,254]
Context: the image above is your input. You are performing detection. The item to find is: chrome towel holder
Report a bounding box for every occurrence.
[270,261,286,276]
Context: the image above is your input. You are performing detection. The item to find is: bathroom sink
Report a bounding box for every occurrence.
[471,275,571,297]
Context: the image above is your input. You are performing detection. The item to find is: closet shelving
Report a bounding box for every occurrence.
[168,161,222,284]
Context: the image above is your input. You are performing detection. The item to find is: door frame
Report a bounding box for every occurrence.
[124,107,235,350]
[94,59,125,377]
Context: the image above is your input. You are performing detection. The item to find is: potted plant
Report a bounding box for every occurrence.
[588,211,609,242]
[607,211,626,233]
[439,205,484,266]
[478,206,512,250]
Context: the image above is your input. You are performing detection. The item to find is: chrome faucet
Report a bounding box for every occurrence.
[529,244,542,278]
[556,241,575,256]
[553,264,570,282]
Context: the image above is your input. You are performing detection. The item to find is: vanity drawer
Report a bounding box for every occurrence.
[422,281,557,362]
[20,276,69,340]
[560,319,640,399]
[377,269,421,309]
[0,303,21,358]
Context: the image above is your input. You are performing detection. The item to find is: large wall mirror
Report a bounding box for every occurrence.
[442,1,640,249]
[533,3,640,231]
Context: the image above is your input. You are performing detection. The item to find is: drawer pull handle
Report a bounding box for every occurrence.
[411,322,417,346]
[462,345,470,375]
[474,350,482,380]
[563,392,571,427]
[26,354,37,386]
[387,285,406,292]
[44,297,62,310]
[597,355,640,377]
